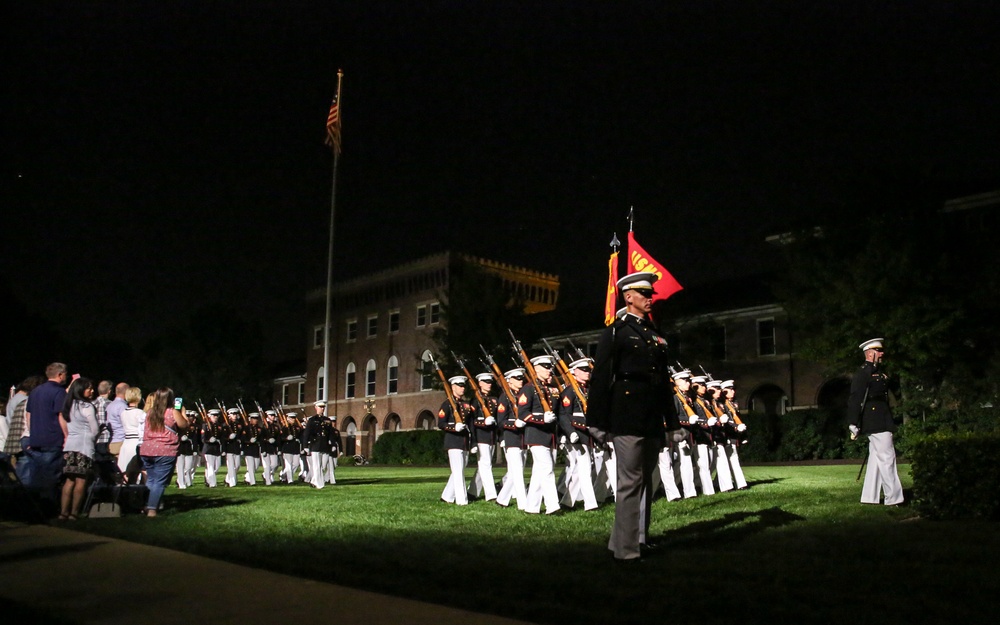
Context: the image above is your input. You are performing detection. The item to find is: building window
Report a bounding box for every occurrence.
[389,309,400,334]
[420,350,435,391]
[316,367,326,402]
[429,302,441,325]
[281,384,289,405]
[387,355,399,395]
[711,325,727,361]
[345,363,356,399]
[366,359,377,397]
[346,319,358,343]
[313,326,324,349]
[297,382,305,404]
[416,305,427,328]
[758,318,776,356]
[367,314,378,339]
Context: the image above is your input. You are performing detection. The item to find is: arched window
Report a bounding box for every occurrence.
[387,355,399,395]
[316,366,326,402]
[366,359,377,397]
[345,362,356,399]
[420,350,434,391]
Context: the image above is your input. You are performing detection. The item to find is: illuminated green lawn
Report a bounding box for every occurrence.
[74,464,1000,624]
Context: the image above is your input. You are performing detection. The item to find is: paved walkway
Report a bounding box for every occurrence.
[0,522,534,625]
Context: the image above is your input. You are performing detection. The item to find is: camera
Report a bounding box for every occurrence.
[174,397,184,410]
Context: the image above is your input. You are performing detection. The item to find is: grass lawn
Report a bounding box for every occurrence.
[70,463,1000,625]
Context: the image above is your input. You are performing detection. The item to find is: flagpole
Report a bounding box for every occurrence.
[322,69,343,410]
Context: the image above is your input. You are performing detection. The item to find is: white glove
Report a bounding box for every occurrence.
[484,416,496,426]
[287,434,294,441]
[229,433,237,440]
[849,424,859,440]
[514,419,526,429]
[500,440,506,448]
[454,422,467,432]
[569,432,580,444]
[268,438,276,444]
[720,416,730,424]
[470,446,478,454]
[689,415,699,425]
[707,417,718,427]
[250,437,257,443]
[737,423,747,432]
[543,411,557,424]
[209,436,217,443]
[181,435,189,441]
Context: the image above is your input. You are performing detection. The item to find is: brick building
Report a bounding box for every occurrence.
[273,252,559,457]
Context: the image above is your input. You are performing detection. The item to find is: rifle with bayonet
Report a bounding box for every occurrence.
[453,352,493,419]
[480,344,517,407]
[508,329,553,414]
[543,338,586,412]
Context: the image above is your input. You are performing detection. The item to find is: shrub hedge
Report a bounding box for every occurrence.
[370,430,447,465]
[909,431,1000,520]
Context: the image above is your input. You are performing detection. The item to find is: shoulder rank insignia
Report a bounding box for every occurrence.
[438,409,446,418]
[562,396,571,407]
[518,394,528,406]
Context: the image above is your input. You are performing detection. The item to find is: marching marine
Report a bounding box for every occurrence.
[848,338,903,506]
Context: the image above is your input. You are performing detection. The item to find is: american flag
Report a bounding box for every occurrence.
[324,96,341,154]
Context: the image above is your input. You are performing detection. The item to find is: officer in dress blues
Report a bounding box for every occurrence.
[520,354,562,515]
[439,375,473,505]
[302,401,333,489]
[495,368,528,509]
[468,372,500,502]
[222,408,242,487]
[589,271,678,562]
[719,380,748,489]
[848,338,903,505]
[557,357,600,511]
[687,376,717,496]
[201,409,223,488]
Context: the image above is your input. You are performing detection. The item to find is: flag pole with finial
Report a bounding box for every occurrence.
[322,69,344,411]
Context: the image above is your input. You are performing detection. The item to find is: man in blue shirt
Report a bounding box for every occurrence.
[24,362,69,505]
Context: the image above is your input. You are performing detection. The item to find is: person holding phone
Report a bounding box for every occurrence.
[139,388,189,517]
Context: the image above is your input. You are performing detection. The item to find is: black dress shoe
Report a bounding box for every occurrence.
[613,556,643,566]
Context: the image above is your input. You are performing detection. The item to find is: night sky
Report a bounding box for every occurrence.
[7,2,999,363]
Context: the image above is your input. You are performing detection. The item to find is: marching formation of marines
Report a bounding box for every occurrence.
[434,277,751,524]
[169,399,343,489]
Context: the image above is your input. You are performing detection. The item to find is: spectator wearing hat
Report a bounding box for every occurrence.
[495,368,528,509]
[589,272,679,562]
[439,376,473,505]
[848,338,903,505]
[557,357,600,511]
[520,355,562,515]
[468,372,500,502]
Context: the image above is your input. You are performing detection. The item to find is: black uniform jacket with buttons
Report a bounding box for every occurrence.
[847,361,897,434]
[557,384,590,445]
[472,395,499,445]
[517,382,558,448]
[588,314,679,438]
[201,421,222,455]
[496,393,524,449]
[439,399,473,451]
